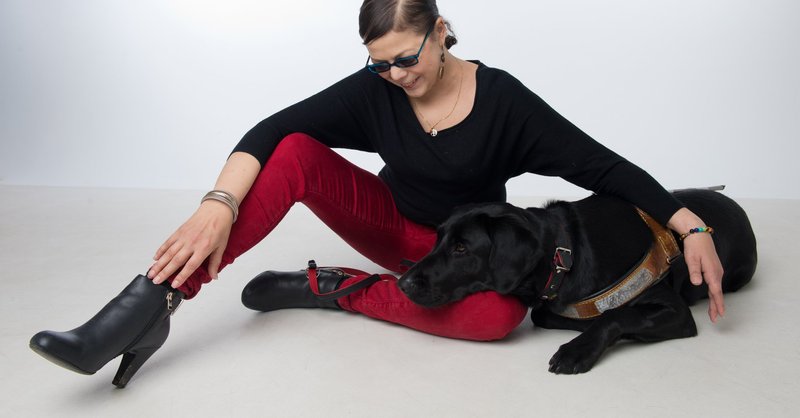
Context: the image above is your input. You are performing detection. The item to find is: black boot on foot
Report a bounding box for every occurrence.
[29,275,184,388]
[241,268,349,312]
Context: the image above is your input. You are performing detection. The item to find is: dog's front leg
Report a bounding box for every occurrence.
[547,308,638,374]
[548,286,697,374]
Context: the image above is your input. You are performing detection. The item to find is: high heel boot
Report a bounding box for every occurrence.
[241,262,379,312]
[29,274,184,388]
[241,268,348,311]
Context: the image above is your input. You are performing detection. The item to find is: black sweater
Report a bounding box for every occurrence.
[232,61,682,227]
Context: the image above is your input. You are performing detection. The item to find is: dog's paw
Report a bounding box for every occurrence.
[548,337,604,375]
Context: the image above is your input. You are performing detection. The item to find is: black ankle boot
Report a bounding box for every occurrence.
[29,275,184,388]
[241,268,349,312]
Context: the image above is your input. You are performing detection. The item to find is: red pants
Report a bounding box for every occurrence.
[179,133,527,341]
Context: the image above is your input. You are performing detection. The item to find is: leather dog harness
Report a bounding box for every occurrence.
[546,208,682,320]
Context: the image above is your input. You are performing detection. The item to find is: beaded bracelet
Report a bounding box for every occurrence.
[201,190,239,223]
[679,226,714,241]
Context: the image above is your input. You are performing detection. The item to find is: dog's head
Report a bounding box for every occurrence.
[398,202,548,307]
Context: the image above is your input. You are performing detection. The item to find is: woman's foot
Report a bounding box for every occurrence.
[241,268,350,311]
[29,275,184,388]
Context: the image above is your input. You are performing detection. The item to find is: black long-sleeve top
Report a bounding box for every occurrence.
[232,61,683,227]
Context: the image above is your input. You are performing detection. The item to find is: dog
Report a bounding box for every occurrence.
[398,189,757,374]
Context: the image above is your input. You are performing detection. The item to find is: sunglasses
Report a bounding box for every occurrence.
[365,26,433,74]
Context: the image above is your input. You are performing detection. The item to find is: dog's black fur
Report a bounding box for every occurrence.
[398,189,757,374]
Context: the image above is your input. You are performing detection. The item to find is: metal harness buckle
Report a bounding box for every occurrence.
[554,247,572,272]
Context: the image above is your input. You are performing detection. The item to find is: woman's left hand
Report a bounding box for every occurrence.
[668,208,725,322]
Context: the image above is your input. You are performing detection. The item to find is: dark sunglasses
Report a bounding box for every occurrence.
[365,27,433,74]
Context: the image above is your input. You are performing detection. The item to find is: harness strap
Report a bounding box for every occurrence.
[540,247,573,300]
[551,208,682,319]
[306,260,380,302]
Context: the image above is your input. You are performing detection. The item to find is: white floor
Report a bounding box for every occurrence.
[1,185,798,417]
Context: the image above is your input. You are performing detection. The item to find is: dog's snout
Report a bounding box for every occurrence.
[398,274,426,296]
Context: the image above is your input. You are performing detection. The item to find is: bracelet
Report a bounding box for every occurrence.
[201,190,239,223]
[679,226,714,241]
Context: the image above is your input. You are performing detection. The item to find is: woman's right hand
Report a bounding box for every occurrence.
[148,200,234,289]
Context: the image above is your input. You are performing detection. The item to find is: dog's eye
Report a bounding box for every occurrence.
[453,243,467,254]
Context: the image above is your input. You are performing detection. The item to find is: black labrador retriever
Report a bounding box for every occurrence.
[398,189,757,374]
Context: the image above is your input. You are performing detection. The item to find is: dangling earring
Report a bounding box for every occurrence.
[438,50,446,79]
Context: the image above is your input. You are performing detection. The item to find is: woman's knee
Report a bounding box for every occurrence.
[254,133,332,196]
[271,132,324,160]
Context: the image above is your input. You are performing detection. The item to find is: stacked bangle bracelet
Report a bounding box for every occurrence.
[679,226,714,241]
[201,190,239,223]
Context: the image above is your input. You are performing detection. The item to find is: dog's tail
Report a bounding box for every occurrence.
[669,185,725,193]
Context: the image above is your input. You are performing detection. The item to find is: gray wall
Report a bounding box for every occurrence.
[2,0,798,198]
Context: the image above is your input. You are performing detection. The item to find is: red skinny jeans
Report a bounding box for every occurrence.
[178,133,527,341]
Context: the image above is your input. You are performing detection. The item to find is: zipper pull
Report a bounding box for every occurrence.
[166,291,183,315]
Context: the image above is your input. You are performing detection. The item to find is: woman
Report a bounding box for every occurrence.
[30,0,724,387]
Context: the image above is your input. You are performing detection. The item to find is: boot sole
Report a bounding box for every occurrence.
[29,341,95,375]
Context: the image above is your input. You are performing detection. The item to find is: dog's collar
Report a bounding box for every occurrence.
[549,208,682,319]
[540,246,573,301]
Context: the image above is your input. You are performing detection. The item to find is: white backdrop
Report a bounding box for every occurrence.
[2,0,798,199]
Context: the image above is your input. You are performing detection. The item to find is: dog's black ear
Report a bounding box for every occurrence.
[485,210,542,294]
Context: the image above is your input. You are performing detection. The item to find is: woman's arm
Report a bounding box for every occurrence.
[148,152,260,288]
[668,207,726,322]
[231,69,378,168]
[509,81,725,322]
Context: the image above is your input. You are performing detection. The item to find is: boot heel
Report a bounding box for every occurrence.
[112,346,160,388]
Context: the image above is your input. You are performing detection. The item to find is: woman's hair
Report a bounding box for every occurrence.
[359,0,457,49]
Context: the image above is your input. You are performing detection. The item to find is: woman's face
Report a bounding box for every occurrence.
[365,23,444,98]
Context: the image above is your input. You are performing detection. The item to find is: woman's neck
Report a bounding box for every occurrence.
[413,53,464,105]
